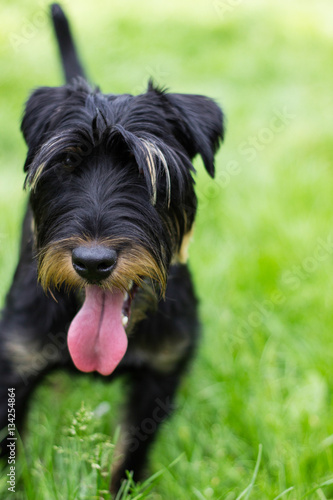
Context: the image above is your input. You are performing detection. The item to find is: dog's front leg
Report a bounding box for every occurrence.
[110,368,182,493]
[0,213,78,458]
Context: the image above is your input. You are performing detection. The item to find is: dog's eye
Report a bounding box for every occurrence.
[62,152,79,169]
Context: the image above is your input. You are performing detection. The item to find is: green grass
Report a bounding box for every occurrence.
[1,0,333,498]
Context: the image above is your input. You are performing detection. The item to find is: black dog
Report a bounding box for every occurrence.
[0,3,224,494]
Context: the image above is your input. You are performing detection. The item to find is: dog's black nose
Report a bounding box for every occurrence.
[72,246,117,282]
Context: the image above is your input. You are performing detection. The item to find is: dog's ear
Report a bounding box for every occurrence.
[164,92,224,178]
[21,86,70,171]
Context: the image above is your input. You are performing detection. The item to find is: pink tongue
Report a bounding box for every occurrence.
[68,285,128,376]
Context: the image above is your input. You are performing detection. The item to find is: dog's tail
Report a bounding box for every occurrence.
[50,3,86,83]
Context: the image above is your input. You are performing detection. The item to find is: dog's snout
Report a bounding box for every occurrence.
[72,246,117,282]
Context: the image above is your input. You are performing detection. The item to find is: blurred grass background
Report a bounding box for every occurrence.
[1,0,333,498]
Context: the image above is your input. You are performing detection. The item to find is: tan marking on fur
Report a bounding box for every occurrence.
[30,215,38,247]
[5,333,62,382]
[5,336,41,373]
[37,237,166,295]
[133,336,191,373]
[171,224,195,265]
[38,248,82,293]
[30,216,35,235]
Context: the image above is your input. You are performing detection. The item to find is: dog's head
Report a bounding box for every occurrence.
[22,78,224,374]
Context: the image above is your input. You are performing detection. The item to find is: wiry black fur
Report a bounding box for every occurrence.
[0,3,224,494]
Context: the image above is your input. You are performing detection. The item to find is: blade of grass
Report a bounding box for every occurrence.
[192,488,207,500]
[235,444,263,500]
[273,487,295,500]
[301,478,333,499]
